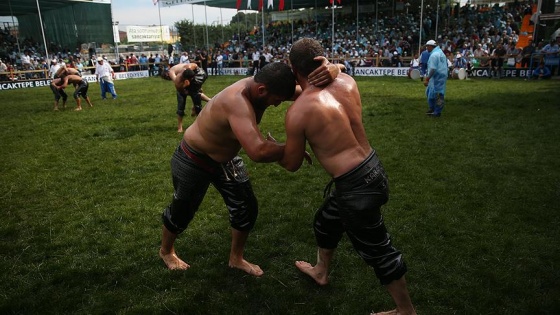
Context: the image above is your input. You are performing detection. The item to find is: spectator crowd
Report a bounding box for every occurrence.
[1,0,558,81]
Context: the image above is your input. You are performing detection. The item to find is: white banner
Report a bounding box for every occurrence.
[0,71,150,90]
[113,25,120,43]
[126,25,170,43]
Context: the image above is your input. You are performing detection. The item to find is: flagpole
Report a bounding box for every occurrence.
[291,0,294,46]
[356,0,359,45]
[158,0,164,57]
[435,1,439,40]
[36,0,49,60]
[192,5,197,49]
[220,8,224,43]
[331,1,334,58]
[8,0,21,55]
[204,1,209,50]
[419,0,424,56]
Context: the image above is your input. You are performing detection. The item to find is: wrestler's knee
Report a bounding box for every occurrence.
[349,227,408,285]
[229,194,258,231]
[313,202,344,249]
[161,196,195,234]
[374,252,408,286]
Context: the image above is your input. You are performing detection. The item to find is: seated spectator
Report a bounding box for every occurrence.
[530,63,551,80]
[391,51,402,67]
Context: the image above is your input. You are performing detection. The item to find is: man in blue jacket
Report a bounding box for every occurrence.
[423,40,448,118]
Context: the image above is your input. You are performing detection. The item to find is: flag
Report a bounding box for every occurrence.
[247,0,252,10]
[329,0,341,4]
[279,0,284,10]
[152,0,158,5]
[258,0,263,11]
[267,0,273,9]
[236,0,242,10]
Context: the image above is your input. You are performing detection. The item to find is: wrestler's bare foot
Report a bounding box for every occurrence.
[53,107,59,111]
[229,259,263,277]
[295,260,328,285]
[159,248,190,270]
[74,107,82,111]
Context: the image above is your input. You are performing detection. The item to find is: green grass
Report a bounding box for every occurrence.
[1,75,559,314]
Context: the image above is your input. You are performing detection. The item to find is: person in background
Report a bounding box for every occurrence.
[520,40,535,69]
[530,62,551,80]
[419,45,431,78]
[423,39,448,118]
[180,52,190,64]
[48,59,60,78]
[540,38,559,76]
[168,62,211,132]
[490,42,507,79]
[95,57,117,100]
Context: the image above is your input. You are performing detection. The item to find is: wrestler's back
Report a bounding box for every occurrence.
[298,74,372,178]
[183,79,248,163]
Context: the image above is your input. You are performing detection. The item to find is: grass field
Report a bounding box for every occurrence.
[1,74,559,315]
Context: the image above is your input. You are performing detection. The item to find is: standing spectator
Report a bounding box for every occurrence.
[0,59,8,81]
[154,54,162,75]
[423,40,448,118]
[148,54,156,76]
[391,51,402,67]
[95,57,117,100]
[541,38,559,76]
[490,43,507,79]
[167,44,174,57]
[251,49,260,75]
[199,50,208,74]
[179,52,190,64]
[21,50,32,70]
[215,52,224,75]
[419,45,431,78]
[129,54,139,71]
[75,57,84,75]
[139,54,148,71]
[520,40,536,68]
[48,59,61,78]
[261,49,273,67]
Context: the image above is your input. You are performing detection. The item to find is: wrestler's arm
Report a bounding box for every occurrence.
[168,66,178,80]
[228,100,285,163]
[58,76,70,89]
[308,56,344,87]
[200,93,212,102]
[277,101,310,172]
[51,78,62,88]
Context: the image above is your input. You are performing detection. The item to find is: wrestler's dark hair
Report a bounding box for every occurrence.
[254,62,296,99]
[289,38,323,77]
[182,69,195,80]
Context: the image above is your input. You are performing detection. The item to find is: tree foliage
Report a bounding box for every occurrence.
[174,12,264,51]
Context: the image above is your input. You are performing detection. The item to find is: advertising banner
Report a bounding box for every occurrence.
[126,26,170,43]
